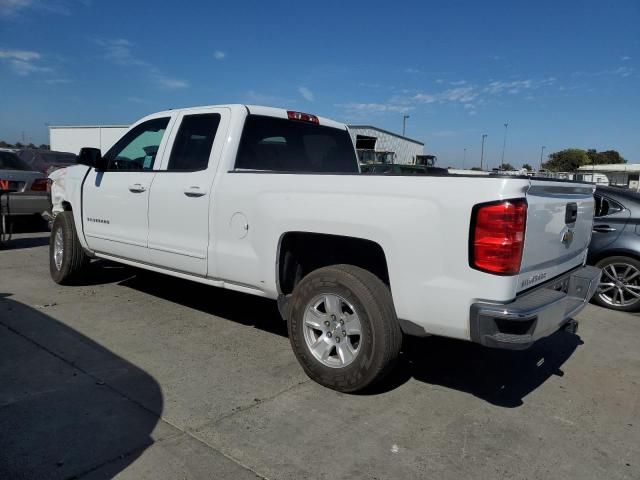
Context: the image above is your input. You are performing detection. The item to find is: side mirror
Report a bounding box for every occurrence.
[78,147,102,169]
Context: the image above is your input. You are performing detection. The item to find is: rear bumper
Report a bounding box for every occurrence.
[1,193,49,216]
[470,265,601,350]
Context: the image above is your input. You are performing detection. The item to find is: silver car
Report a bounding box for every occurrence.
[0,150,50,218]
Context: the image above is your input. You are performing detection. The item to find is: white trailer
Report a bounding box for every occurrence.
[49,125,128,155]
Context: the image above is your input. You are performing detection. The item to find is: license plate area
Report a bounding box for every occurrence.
[551,277,570,293]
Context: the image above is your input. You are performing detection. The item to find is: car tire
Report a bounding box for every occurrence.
[288,264,402,393]
[50,211,90,285]
[593,255,640,312]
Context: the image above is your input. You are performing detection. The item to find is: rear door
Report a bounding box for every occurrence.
[516,181,595,292]
[589,193,629,255]
[147,107,230,276]
[83,115,174,262]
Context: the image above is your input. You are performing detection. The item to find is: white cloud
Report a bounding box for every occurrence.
[412,93,437,103]
[336,102,414,114]
[154,75,188,89]
[213,50,226,60]
[127,96,146,104]
[0,48,51,75]
[621,56,631,61]
[245,90,292,106]
[0,48,39,61]
[0,0,89,17]
[404,68,421,74]
[97,38,188,89]
[298,86,314,102]
[573,66,633,78]
[0,0,33,16]
[44,77,71,84]
[97,38,149,67]
[340,75,558,118]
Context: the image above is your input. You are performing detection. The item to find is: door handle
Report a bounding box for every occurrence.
[128,183,146,193]
[593,225,616,233]
[183,186,206,197]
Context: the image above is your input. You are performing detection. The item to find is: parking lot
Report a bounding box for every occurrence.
[0,231,638,479]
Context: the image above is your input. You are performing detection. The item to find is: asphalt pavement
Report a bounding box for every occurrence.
[1,232,638,479]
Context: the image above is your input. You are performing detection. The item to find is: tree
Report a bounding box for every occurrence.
[0,141,11,148]
[543,148,626,171]
[38,144,50,150]
[586,149,625,165]
[543,149,591,172]
[14,142,24,149]
[26,143,36,149]
[522,163,533,171]
[500,163,516,171]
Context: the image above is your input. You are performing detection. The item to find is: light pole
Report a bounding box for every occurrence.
[463,147,467,169]
[402,115,410,136]
[539,145,546,171]
[500,122,508,169]
[480,134,487,170]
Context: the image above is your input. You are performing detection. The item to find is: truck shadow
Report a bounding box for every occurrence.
[113,268,580,407]
[378,329,582,407]
[117,270,288,338]
[0,293,163,479]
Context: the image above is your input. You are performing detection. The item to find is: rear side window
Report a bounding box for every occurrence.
[594,195,624,217]
[235,115,358,173]
[167,114,221,171]
[0,152,31,171]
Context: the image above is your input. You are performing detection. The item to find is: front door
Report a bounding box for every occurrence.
[147,107,229,275]
[83,116,173,262]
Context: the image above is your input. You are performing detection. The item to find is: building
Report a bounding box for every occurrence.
[347,126,424,165]
[576,164,640,190]
[49,125,128,155]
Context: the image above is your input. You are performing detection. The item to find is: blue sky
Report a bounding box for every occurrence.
[0,0,638,168]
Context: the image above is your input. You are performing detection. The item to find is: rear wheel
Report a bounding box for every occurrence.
[288,264,402,393]
[593,256,640,312]
[49,211,90,284]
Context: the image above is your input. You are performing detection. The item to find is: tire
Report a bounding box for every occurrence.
[288,264,402,393]
[49,211,90,285]
[593,255,640,312]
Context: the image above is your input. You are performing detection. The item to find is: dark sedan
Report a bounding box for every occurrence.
[589,186,640,311]
[17,149,77,175]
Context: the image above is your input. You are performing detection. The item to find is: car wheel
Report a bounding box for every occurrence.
[288,264,402,393]
[49,211,89,285]
[593,256,640,312]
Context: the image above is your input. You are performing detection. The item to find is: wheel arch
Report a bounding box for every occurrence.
[589,248,640,265]
[276,231,391,296]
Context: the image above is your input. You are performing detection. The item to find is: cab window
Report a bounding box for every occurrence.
[167,114,221,171]
[103,117,170,171]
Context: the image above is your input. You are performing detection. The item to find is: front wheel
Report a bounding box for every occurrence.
[288,264,402,393]
[593,255,640,312]
[49,211,90,285]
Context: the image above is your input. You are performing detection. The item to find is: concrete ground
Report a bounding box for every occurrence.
[1,231,639,480]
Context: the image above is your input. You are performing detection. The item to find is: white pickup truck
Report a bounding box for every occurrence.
[49,104,601,392]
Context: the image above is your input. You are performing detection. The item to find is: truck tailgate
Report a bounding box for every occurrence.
[517,181,595,292]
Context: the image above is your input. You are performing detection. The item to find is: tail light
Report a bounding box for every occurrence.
[287,111,319,124]
[470,199,527,275]
[31,178,48,192]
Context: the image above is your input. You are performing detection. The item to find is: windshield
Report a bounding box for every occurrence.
[0,151,32,171]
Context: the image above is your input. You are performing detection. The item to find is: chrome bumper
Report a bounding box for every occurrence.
[470,265,602,350]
